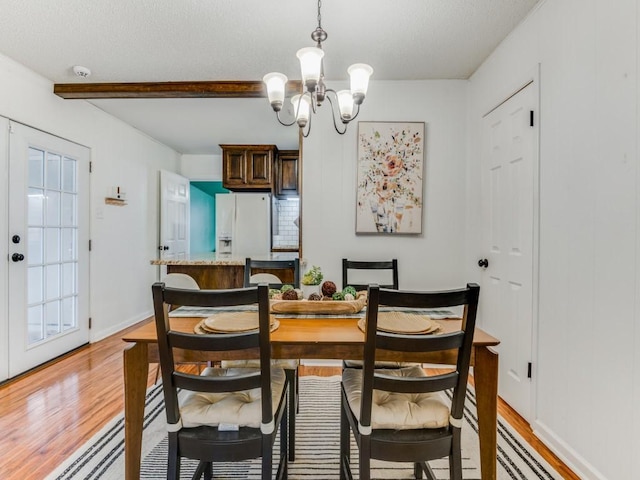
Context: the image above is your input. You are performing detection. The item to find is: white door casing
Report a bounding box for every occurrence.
[479,81,538,420]
[159,170,190,261]
[7,122,90,377]
[0,117,9,381]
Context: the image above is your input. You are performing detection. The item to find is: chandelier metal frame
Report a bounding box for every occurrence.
[263,0,373,137]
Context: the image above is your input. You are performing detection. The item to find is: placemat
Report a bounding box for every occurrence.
[195,318,279,334]
[358,312,442,334]
[202,311,276,332]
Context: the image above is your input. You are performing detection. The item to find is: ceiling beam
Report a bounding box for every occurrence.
[53,80,302,99]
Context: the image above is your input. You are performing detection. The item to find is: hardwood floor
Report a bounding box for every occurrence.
[0,319,579,479]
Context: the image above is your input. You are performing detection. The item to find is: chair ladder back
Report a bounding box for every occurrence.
[342,258,399,290]
[245,257,301,288]
[152,282,275,428]
[168,330,259,352]
[375,330,464,353]
[373,371,459,394]
[361,284,480,429]
[450,284,479,420]
[172,370,262,393]
[162,285,261,308]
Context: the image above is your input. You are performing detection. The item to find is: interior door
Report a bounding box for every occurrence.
[7,121,90,377]
[479,81,537,420]
[159,170,190,261]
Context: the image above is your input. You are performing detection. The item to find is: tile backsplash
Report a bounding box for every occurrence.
[273,198,299,249]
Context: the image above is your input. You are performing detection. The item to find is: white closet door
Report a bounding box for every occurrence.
[479,82,537,420]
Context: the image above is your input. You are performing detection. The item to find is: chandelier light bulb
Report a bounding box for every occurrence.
[296,47,324,92]
[336,90,354,121]
[347,63,374,105]
[291,94,311,128]
[263,72,288,111]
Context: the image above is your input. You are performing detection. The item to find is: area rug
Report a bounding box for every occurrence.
[46,376,563,480]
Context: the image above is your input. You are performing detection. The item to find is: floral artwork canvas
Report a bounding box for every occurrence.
[356,122,425,234]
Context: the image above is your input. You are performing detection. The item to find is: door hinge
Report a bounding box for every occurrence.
[89,317,92,329]
[527,362,532,379]
[89,239,92,251]
[529,110,534,127]
[89,161,93,173]
[8,123,14,134]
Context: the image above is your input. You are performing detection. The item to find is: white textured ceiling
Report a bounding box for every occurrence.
[0,0,539,154]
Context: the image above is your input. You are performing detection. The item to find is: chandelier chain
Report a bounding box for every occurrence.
[317,0,322,29]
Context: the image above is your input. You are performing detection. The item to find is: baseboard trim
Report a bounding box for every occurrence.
[89,310,153,343]
[532,419,607,480]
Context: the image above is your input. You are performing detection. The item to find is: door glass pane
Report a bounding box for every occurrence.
[28,305,44,343]
[45,264,60,300]
[28,266,43,304]
[28,227,44,265]
[62,297,76,330]
[45,300,61,337]
[28,148,44,187]
[28,188,44,225]
[46,190,60,226]
[45,228,60,263]
[62,263,75,297]
[46,153,61,190]
[61,228,76,262]
[62,157,76,192]
[24,144,83,347]
[62,193,75,226]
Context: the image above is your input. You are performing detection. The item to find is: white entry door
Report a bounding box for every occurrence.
[7,122,90,378]
[159,170,190,261]
[479,81,538,420]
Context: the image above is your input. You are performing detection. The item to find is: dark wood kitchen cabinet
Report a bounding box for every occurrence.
[221,144,276,190]
[275,149,300,198]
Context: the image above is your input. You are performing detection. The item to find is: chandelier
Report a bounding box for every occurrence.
[263,0,373,136]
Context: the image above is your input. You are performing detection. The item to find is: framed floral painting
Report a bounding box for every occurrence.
[356,121,425,234]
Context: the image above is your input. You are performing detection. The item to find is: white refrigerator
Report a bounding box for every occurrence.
[215,193,271,255]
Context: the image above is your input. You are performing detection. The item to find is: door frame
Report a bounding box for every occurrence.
[0,117,9,381]
[480,65,541,421]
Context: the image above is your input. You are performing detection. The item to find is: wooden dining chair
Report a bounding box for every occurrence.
[221,257,301,461]
[341,258,405,370]
[340,283,480,480]
[152,283,290,480]
[341,258,399,291]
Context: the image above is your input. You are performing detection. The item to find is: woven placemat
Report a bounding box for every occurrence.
[199,311,277,332]
[358,312,442,334]
[195,318,279,334]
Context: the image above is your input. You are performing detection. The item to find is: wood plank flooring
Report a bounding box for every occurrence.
[0,319,579,479]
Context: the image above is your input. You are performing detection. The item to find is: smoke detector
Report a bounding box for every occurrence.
[72,65,91,78]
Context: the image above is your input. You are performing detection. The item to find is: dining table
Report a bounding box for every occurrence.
[122,313,499,480]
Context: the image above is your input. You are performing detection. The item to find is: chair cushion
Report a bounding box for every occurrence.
[179,367,286,429]
[221,359,300,370]
[342,366,450,430]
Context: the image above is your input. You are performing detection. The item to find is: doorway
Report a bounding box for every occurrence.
[479,79,539,420]
[2,120,90,380]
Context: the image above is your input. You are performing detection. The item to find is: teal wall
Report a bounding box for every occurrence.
[190,182,229,253]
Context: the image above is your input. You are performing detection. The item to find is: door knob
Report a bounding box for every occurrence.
[12,235,21,244]
[158,245,169,251]
[12,253,25,262]
[478,258,489,268]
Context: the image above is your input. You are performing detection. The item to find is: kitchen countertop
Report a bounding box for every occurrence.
[150,252,300,266]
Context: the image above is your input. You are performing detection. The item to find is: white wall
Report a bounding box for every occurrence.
[0,53,180,342]
[302,80,468,290]
[467,1,640,478]
[180,153,222,180]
